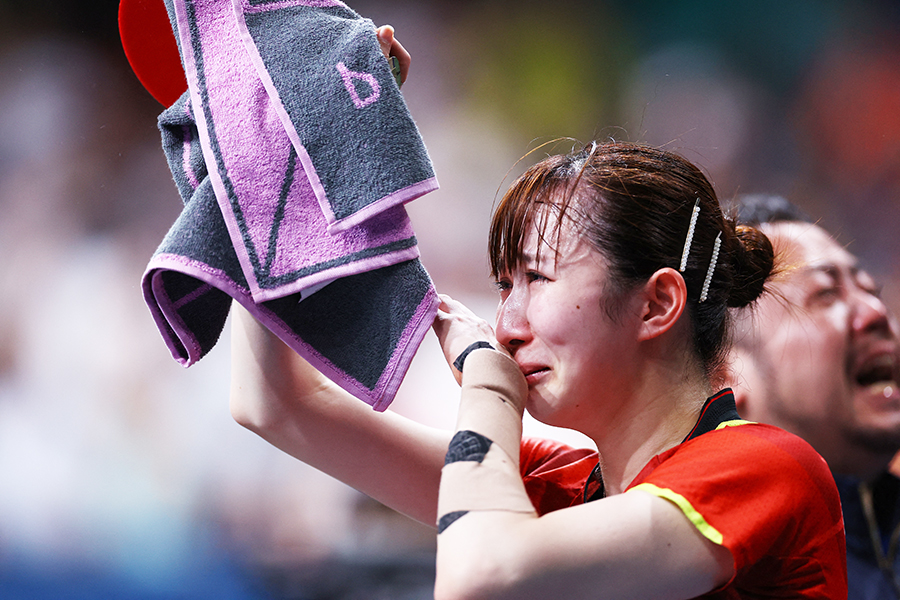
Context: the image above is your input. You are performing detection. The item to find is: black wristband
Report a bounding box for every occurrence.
[452,341,495,372]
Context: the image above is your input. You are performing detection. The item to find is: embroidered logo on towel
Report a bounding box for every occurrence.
[336,62,380,108]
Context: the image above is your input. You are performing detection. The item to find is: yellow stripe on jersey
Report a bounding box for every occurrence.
[628,483,724,545]
[716,419,753,429]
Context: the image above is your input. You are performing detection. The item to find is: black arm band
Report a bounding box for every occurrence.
[452,341,495,372]
[444,430,493,465]
[437,510,469,533]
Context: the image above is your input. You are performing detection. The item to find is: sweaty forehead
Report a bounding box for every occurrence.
[762,221,857,275]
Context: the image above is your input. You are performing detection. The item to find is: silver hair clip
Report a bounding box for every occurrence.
[699,232,722,303]
[679,199,701,272]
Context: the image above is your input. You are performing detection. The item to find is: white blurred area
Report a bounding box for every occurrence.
[1,0,899,597]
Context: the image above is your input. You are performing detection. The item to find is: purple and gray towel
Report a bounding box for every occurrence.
[143,0,439,410]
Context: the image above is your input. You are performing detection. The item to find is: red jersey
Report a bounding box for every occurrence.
[519,389,847,598]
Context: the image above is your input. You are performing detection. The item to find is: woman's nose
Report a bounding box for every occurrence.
[495,288,530,352]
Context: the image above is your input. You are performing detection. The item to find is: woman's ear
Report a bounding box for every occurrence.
[637,267,687,341]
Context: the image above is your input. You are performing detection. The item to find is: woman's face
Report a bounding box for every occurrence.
[493,211,642,431]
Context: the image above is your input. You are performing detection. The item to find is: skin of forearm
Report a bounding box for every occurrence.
[229,304,451,525]
[435,349,540,599]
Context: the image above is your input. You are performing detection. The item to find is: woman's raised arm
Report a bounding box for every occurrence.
[229,302,452,526]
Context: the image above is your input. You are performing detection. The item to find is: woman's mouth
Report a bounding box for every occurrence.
[523,367,550,385]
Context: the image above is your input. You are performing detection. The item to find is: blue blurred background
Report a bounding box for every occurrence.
[1,0,899,598]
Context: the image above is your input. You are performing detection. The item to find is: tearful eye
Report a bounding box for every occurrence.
[855,270,882,298]
[810,286,841,306]
[861,282,884,299]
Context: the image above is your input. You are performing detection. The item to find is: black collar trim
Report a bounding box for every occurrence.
[583,389,740,503]
[682,389,741,443]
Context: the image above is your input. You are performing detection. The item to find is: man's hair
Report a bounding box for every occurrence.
[732,194,813,227]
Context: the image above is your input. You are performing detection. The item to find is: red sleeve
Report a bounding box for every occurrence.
[519,437,598,516]
[629,424,846,596]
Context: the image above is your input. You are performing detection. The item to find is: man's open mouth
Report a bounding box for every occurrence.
[855,354,897,394]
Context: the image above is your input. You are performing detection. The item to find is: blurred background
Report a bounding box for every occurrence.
[0,0,898,598]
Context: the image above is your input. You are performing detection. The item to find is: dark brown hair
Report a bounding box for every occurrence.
[489,141,775,377]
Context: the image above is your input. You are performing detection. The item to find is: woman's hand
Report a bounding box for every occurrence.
[375,25,410,85]
[433,293,502,385]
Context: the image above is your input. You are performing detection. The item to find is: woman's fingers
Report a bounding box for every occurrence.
[375,25,411,85]
[433,294,500,375]
[376,24,394,56]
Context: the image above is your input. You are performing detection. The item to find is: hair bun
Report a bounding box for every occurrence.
[726,223,775,308]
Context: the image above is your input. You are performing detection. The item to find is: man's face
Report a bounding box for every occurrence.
[733,222,900,471]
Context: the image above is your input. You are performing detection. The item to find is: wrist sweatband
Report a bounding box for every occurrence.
[437,430,536,533]
[452,341,495,372]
